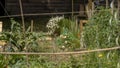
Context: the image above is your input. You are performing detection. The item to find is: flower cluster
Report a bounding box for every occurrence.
[46,16,64,35]
[60,35,68,44]
[60,35,67,39]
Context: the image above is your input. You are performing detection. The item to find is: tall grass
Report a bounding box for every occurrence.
[83,8,120,49]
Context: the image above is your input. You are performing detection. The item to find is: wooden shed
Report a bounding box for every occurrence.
[0,0,87,16]
[0,0,90,16]
[0,0,119,17]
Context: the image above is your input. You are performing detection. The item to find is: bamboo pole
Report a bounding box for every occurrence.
[118,0,120,16]
[0,46,119,55]
[106,0,109,8]
[72,0,74,17]
[19,0,25,34]
[0,10,113,18]
[19,0,29,67]
[92,1,94,16]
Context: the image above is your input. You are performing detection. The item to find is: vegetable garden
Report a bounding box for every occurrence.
[0,0,120,68]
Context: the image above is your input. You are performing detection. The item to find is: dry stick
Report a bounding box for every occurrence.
[31,20,33,32]
[111,0,115,14]
[19,0,25,34]
[106,0,109,8]
[0,46,119,55]
[19,0,29,68]
[72,0,74,17]
[26,46,29,68]
[0,11,81,18]
[118,0,120,16]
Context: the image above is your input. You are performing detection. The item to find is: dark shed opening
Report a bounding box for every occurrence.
[0,0,5,16]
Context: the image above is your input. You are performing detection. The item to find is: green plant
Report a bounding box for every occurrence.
[80,7,120,68]
[10,55,57,68]
[83,8,120,49]
[0,19,38,52]
[0,55,10,68]
[56,18,80,51]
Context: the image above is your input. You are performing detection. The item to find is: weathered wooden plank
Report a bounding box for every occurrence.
[5,0,82,15]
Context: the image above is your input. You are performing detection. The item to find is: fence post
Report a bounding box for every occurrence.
[0,21,2,32]
[0,21,3,52]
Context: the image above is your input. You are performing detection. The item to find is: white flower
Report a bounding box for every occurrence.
[60,35,67,39]
[64,41,68,44]
[61,46,65,49]
[46,16,64,35]
[0,46,2,48]
[45,37,52,41]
